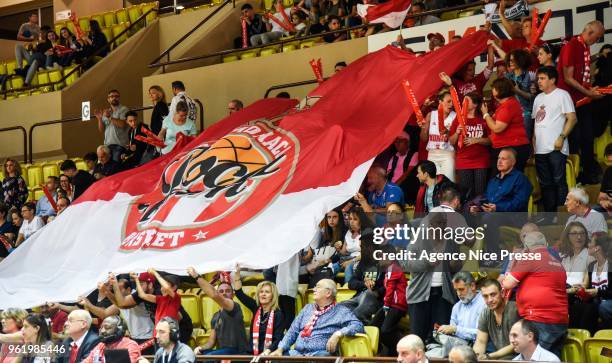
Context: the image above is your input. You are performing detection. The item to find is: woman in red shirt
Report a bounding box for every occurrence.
[449,92,491,200]
[481,78,530,172]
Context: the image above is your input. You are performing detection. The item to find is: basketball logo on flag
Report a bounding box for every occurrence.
[120,119,300,251]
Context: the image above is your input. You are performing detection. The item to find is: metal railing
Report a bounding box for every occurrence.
[149,0,234,73]
[28,99,203,163]
[1,6,158,97]
[148,0,491,70]
[0,126,28,163]
[264,78,321,98]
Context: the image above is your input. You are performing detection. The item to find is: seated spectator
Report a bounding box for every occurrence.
[0,307,27,358]
[95,89,129,162]
[381,203,411,248]
[356,166,404,224]
[237,4,266,48]
[58,173,74,201]
[251,1,304,45]
[159,101,197,155]
[16,314,55,362]
[334,61,347,73]
[148,85,169,136]
[82,315,141,363]
[421,91,456,181]
[83,152,98,175]
[481,78,530,172]
[131,269,182,327]
[42,30,61,70]
[39,302,68,336]
[14,12,40,75]
[323,15,347,43]
[270,278,364,356]
[93,145,123,180]
[188,267,248,355]
[597,143,612,214]
[123,111,155,168]
[414,160,454,214]
[371,244,407,356]
[9,209,22,244]
[537,43,557,67]
[448,92,491,200]
[411,2,440,26]
[0,203,16,235]
[431,272,485,354]
[56,196,70,215]
[36,176,59,219]
[502,232,568,357]
[509,319,560,362]
[14,202,44,247]
[305,209,346,286]
[232,265,284,355]
[144,317,195,363]
[560,222,590,292]
[333,208,368,283]
[2,158,28,210]
[57,310,100,363]
[228,99,244,114]
[81,20,108,60]
[473,279,520,360]
[57,27,83,66]
[448,345,478,363]
[565,187,608,238]
[396,334,427,363]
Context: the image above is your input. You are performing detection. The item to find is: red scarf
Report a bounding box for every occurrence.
[576,35,591,86]
[300,303,336,337]
[252,308,275,355]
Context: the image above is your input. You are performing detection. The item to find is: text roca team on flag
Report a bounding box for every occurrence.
[0,31,490,309]
[357,0,413,29]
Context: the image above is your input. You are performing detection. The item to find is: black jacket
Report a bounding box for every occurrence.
[57,329,100,363]
[588,260,612,300]
[235,288,284,353]
[72,169,96,200]
[348,261,385,299]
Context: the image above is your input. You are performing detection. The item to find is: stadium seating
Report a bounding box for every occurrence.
[339,333,373,357]
[181,293,202,329]
[584,338,612,363]
[562,336,585,363]
[364,325,379,355]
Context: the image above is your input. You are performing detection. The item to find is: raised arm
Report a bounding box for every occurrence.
[130,272,156,303]
[232,264,258,313]
[188,267,235,312]
[110,274,137,308]
[80,296,119,319]
[149,268,176,298]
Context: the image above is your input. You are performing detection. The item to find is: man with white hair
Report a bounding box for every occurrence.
[93,145,122,180]
[448,345,477,363]
[397,334,427,363]
[386,131,418,185]
[501,232,568,357]
[565,187,607,238]
[57,310,100,363]
[270,279,364,356]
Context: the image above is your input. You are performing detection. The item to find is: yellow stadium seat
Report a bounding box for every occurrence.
[54,22,66,37]
[27,189,34,202]
[17,92,29,98]
[30,90,42,95]
[336,289,356,303]
[339,334,372,357]
[75,160,87,171]
[282,44,296,52]
[595,330,612,338]
[66,21,76,35]
[79,17,91,32]
[103,11,117,27]
[584,338,612,363]
[458,10,476,17]
[0,63,6,75]
[562,336,584,363]
[128,5,143,23]
[42,162,60,180]
[63,66,79,86]
[260,47,278,57]
[241,285,257,299]
[112,23,129,47]
[569,154,580,177]
[566,160,576,188]
[440,10,459,21]
[48,69,64,91]
[181,294,202,329]
[33,187,45,202]
[524,164,541,201]
[115,9,129,24]
[141,3,158,25]
[364,326,379,355]
[263,0,274,11]
[6,60,17,75]
[0,171,4,181]
[569,328,591,343]
[300,40,316,49]
[10,76,24,90]
[27,165,44,188]
[90,14,105,28]
[239,51,258,60]
[5,94,17,100]
[222,55,239,63]
[282,0,293,7]
[242,274,264,286]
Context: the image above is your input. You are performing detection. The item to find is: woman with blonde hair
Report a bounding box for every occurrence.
[0,308,28,363]
[233,264,284,355]
[2,159,28,210]
[148,85,169,136]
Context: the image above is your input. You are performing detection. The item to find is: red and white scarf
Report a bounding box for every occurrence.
[300,303,336,337]
[576,35,591,86]
[252,308,275,355]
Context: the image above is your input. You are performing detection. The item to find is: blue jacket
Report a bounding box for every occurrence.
[485,169,532,212]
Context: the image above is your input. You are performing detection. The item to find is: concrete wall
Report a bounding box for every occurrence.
[142,37,368,129]
[0,39,19,60]
[52,0,123,19]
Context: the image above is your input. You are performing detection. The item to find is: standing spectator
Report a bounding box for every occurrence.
[439,59,493,99]
[93,145,122,180]
[36,176,59,219]
[414,160,454,214]
[145,318,195,363]
[533,66,577,213]
[386,131,418,186]
[473,279,520,360]
[83,152,97,175]
[421,91,457,181]
[560,222,590,295]
[411,2,440,26]
[509,319,560,362]
[123,111,154,168]
[159,101,198,155]
[95,89,129,162]
[228,99,244,114]
[56,310,100,363]
[232,265,285,355]
[270,279,364,356]
[166,81,196,127]
[557,20,605,184]
[131,269,182,327]
[238,4,266,48]
[396,335,427,363]
[82,316,141,363]
[14,12,40,75]
[481,78,530,171]
[323,16,347,44]
[148,85,169,136]
[59,159,95,200]
[188,267,248,355]
[537,43,557,67]
[426,32,445,52]
[449,92,490,200]
[502,232,568,357]
[506,49,535,140]
[14,202,44,247]
[39,303,68,336]
[2,158,28,210]
[565,186,608,238]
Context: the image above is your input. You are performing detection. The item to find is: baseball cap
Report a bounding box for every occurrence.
[138,272,155,283]
[427,32,445,44]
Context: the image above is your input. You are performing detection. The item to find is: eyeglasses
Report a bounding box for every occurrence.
[568,232,586,236]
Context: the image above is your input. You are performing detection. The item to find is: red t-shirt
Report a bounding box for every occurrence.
[155,293,182,325]
[449,116,490,169]
[490,97,529,148]
[557,36,589,102]
[453,71,489,99]
[508,247,568,324]
[51,310,68,334]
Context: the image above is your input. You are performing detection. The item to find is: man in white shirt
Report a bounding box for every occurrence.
[532,66,577,213]
[509,319,560,362]
[565,186,608,238]
[15,202,44,247]
[165,81,197,128]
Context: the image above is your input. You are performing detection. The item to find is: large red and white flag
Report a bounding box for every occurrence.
[0,32,489,308]
[357,0,412,29]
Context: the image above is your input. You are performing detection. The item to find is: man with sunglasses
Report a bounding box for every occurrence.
[95,89,129,163]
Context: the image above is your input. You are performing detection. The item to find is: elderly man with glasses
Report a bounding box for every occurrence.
[270,279,364,357]
[57,310,100,363]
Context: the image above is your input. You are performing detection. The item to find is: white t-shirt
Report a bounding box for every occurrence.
[344,230,361,258]
[121,301,154,340]
[19,216,44,240]
[532,88,575,155]
[566,208,608,238]
[270,9,291,33]
[591,260,609,290]
[562,248,590,286]
[427,110,456,151]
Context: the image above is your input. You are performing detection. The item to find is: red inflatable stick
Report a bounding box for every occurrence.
[576,86,612,107]
[437,102,445,135]
[402,80,424,127]
[134,135,166,149]
[69,13,85,40]
[531,8,552,45]
[274,2,296,32]
[241,18,248,48]
[449,86,467,148]
[309,58,324,83]
[265,12,293,33]
[42,186,58,212]
[141,125,163,142]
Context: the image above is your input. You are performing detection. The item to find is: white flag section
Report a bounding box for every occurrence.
[357,0,412,29]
